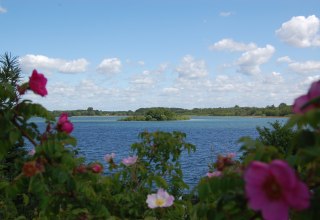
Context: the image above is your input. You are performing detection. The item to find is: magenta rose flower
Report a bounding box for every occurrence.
[57,113,74,134]
[29,69,48,96]
[308,80,320,100]
[292,80,320,114]
[292,94,313,114]
[244,160,310,220]
[91,163,103,173]
[122,156,138,166]
[146,188,174,209]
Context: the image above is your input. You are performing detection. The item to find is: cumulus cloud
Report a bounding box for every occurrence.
[97,58,122,76]
[276,15,320,47]
[288,60,320,74]
[236,45,275,75]
[263,72,284,84]
[19,54,89,73]
[175,55,208,79]
[219,11,232,17]
[209,38,257,52]
[277,56,293,63]
[0,6,7,13]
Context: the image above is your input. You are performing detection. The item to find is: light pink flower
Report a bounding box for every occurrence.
[244,160,310,220]
[104,153,115,163]
[227,152,236,158]
[57,113,74,134]
[146,188,174,209]
[29,69,48,96]
[122,156,138,166]
[207,171,222,178]
[91,163,103,173]
[28,148,36,156]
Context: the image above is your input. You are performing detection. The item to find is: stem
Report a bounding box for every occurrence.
[12,118,38,147]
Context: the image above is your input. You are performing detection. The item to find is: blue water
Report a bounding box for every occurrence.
[31,116,287,188]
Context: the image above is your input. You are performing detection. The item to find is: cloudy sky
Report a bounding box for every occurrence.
[1,0,320,111]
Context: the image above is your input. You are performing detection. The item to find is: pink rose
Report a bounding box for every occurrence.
[146,188,174,209]
[91,163,103,173]
[29,69,48,96]
[57,113,74,134]
[292,95,313,114]
[244,160,310,220]
[308,80,320,100]
[207,171,222,178]
[104,153,115,163]
[292,80,320,114]
[122,156,138,166]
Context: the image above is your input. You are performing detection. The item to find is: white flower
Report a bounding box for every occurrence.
[146,188,174,209]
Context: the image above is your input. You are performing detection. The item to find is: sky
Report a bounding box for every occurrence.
[1,0,320,111]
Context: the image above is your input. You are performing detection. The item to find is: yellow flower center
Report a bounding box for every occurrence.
[155,198,165,207]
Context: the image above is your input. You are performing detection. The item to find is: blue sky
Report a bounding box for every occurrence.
[1,0,320,111]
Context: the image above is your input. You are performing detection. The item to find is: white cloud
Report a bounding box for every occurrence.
[131,77,154,85]
[97,58,121,76]
[288,60,320,74]
[299,75,320,86]
[219,11,232,17]
[276,15,320,47]
[236,45,275,75]
[209,38,257,52]
[19,54,89,73]
[162,87,180,95]
[0,6,7,13]
[277,56,293,63]
[263,72,284,84]
[175,55,208,79]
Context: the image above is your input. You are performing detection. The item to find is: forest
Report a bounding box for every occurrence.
[52,103,292,117]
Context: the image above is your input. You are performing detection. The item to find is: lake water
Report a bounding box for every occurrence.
[31,116,287,189]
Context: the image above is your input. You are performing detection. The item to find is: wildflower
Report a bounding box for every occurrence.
[29,69,48,96]
[74,164,87,174]
[146,188,174,209]
[293,80,320,114]
[207,171,222,178]
[122,156,138,166]
[244,160,310,220]
[104,153,115,163]
[292,94,313,114]
[91,163,103,173]
[215,154,234,171]
[28,148,36,156]
[22,161,39,177]
[57,113,73,134]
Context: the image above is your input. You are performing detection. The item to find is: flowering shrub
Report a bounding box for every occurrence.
[1,53,320,219]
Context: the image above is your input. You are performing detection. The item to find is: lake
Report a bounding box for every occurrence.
[57,116,286,188]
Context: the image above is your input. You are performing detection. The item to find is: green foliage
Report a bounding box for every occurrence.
[120,107,190,121]
[256,120,296,155]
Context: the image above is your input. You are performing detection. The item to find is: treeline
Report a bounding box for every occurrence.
[120,108,190,121]
[52,103,292,117]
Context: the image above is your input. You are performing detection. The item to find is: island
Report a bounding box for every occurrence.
[118,108,190,121]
